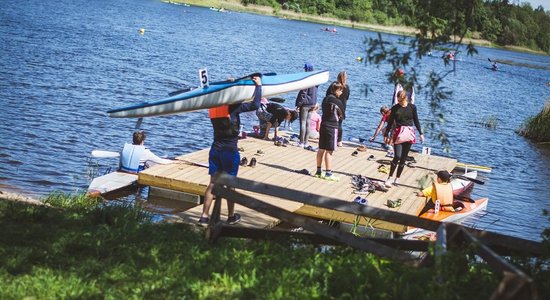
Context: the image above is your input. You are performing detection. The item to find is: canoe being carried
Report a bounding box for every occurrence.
[107,70,329,118]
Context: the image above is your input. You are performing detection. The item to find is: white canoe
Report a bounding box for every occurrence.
[87,171,138,196]
[107,70,329,118]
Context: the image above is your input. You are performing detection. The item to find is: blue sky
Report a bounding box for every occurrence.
[525,0,549,9]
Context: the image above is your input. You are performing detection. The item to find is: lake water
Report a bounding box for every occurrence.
[1,0,549,241]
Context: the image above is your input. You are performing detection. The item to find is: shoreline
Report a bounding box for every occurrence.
[172,0,546,55]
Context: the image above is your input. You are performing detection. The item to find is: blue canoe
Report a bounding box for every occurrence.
[108,70,329,118]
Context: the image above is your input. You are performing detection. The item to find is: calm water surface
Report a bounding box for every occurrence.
[1,0,549,241]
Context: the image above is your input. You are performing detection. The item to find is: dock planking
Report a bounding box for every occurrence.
[138,132,457,233]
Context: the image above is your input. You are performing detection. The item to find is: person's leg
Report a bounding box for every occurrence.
[324,150,333,173]
[298,107,308,145]
[385,143,402,187]
[219,149,241,223]
[200,174,220,224]
[316,149,325,176]
[395,142,412,180]
[337,119,343,146]
[303,108,312,146]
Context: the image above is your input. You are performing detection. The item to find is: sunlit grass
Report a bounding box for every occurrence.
[518,100,550,143]
[1,194,549,299]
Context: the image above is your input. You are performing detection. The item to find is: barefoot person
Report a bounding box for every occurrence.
[198,75,262,226]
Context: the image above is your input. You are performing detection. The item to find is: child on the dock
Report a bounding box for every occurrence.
[308,103,321,139]
[315,82,344,181]
[198,74,262,227]
[417,170,455,212]
[369,105,391,149]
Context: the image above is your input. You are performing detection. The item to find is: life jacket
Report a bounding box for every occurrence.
[209,105,239,139]
[433,182,454,211]
[120,143,145,173]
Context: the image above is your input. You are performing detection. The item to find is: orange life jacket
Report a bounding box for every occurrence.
[433,182,454,211]
[209,105,230,119]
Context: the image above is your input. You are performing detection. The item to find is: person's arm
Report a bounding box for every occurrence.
[412,105,424,143]
[142,149,174,166]
[264,122,272,140]
[370,118,385,141]
[383,107,396,144]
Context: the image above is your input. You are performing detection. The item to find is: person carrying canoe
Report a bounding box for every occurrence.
[119,131,175,173]
[417,170,456,212]
[198,74,263,227]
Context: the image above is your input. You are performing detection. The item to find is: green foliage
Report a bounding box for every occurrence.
[517,100,550,142]
[243,0,550,53]
[3,196,549,298]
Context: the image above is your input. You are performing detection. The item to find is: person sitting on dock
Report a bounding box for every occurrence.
[119,131,174,173]
[198,74,263,227]
[315,82,344,181]
[262,103,298,141]
[417,170,456,213]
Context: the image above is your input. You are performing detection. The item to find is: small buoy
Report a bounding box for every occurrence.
[139,28,145,34]
[356,56,363,62]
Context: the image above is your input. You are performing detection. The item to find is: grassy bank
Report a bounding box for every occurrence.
[518,99,550,143]
[170,0,546,55]
[1,193,549,298]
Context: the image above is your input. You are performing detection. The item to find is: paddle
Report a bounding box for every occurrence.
[406,164,485,185]
[91,150,120,158]
[453,174,485,185]
[268,97,286,103]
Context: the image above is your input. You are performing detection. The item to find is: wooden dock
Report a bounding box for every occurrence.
[138,132,456,233]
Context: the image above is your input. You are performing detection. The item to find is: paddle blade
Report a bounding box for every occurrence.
[91,150,120,158]
[455,174,485,185]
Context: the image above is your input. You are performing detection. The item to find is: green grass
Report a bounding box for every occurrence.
[518,100,550,143]
[1,193,549,299]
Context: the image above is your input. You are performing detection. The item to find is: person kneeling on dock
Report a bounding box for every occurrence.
[417,170,456,213]
[120,131,175,173]
[198,74,262,227]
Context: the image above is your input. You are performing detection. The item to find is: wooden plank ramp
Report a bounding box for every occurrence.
[138,132,456,233]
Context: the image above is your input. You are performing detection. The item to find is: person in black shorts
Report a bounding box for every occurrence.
[315,82,344,181]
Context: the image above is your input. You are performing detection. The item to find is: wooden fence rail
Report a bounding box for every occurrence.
[210,174,543,299]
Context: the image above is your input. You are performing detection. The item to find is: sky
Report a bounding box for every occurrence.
[523,0,549,10]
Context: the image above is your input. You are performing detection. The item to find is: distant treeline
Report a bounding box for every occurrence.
[242,0,550,53]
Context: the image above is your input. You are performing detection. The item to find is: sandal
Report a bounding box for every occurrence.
[387,198,402,208]
[356,145,367,152]
[351,150,358,156]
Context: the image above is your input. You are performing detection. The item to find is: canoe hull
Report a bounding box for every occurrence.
[108,70,329,118]
[401,197,489,240]
[87,171,138,196]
